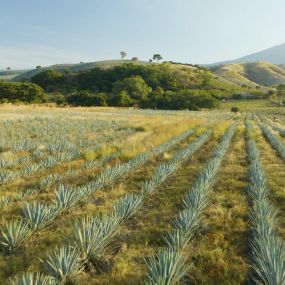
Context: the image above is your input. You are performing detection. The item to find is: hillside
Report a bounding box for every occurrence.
[212,61,285,87]
[209,42,285,65]
[12,60,150,81]
[0,70,27,81]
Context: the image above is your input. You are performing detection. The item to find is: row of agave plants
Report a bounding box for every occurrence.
[0,129,195,255]
[0,117,125,154]
[0,117,127,167]
[257,114,285,138]
[0,128,136,185]
[0,126,195,209]
[144,122,238,285]
[7,130,212,285]
[256,119,285,160]
[0,152,120,211]
[245,118,285,284]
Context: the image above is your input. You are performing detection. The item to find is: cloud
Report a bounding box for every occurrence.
[0,45,94,69]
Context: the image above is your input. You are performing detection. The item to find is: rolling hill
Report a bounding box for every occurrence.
[212,62,285,87]
[209,42,285,65]
[12,60,150,81]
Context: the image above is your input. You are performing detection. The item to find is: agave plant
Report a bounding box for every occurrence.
[21,164,41,177]
[183,185,209,212]
[144,248,191,285]
[97,164,128,185]
[152,163,177,186]
[140,180,157,195]
[23,201,58,230]
[8,272,55,285]
[0,170,16,184]
[0,196,12,209]
[70,214,120,262]
[40,174,62,189]
[251,234,285,285]
[41,245,83,284]
[0,219,32,254]
[163,229,192,250]
[113,193,143,222]
[54,185,82,212]
[171,208,200,234]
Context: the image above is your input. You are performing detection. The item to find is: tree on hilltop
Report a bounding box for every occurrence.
[120,51,127,60]
[153,54,162,63]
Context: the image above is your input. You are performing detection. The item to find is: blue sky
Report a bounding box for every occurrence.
[1,0,285,69]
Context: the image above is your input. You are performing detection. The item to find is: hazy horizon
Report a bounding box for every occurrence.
[1,0,285,69]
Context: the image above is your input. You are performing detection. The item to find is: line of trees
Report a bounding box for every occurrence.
[119,51,163,63]
[29,63,222,109]
[1,62,251,109]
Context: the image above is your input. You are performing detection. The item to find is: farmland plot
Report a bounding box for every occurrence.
[0,106,285,285]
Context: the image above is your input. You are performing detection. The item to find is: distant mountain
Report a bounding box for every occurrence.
[212,61,285,86]
[12,60,150,81]
[209,43,285,66]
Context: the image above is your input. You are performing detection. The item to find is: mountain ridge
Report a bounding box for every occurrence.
[208,43,285,66]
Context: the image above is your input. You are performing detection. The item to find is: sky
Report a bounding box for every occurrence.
[1,0,285,69]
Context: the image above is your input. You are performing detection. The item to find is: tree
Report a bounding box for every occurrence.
[112,76,152,104]
[6,67,11,70]
[149,59,153,63]
[231,107,239,113]
[153,54,162,63]
[114,91,133,107]
[31,70,63,91]
[36,66,42,69]
[132,57,138,61]
[120,51,127,60]
[67,90,108,106]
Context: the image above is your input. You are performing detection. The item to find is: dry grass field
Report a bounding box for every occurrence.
[0,105,284,285]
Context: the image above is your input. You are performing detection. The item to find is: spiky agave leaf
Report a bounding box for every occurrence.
[8,272,55,285]
[70,214,120,262]
[144,248,191,285]
[41,245,83,284]
[0,219,32,254]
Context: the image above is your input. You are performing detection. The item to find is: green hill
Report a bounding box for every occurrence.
[12,60,150,81]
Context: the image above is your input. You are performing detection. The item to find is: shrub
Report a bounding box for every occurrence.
[0,82,47,103]
[231,107,239,113]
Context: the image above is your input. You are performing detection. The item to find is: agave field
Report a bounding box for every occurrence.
[0,106,285,285]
